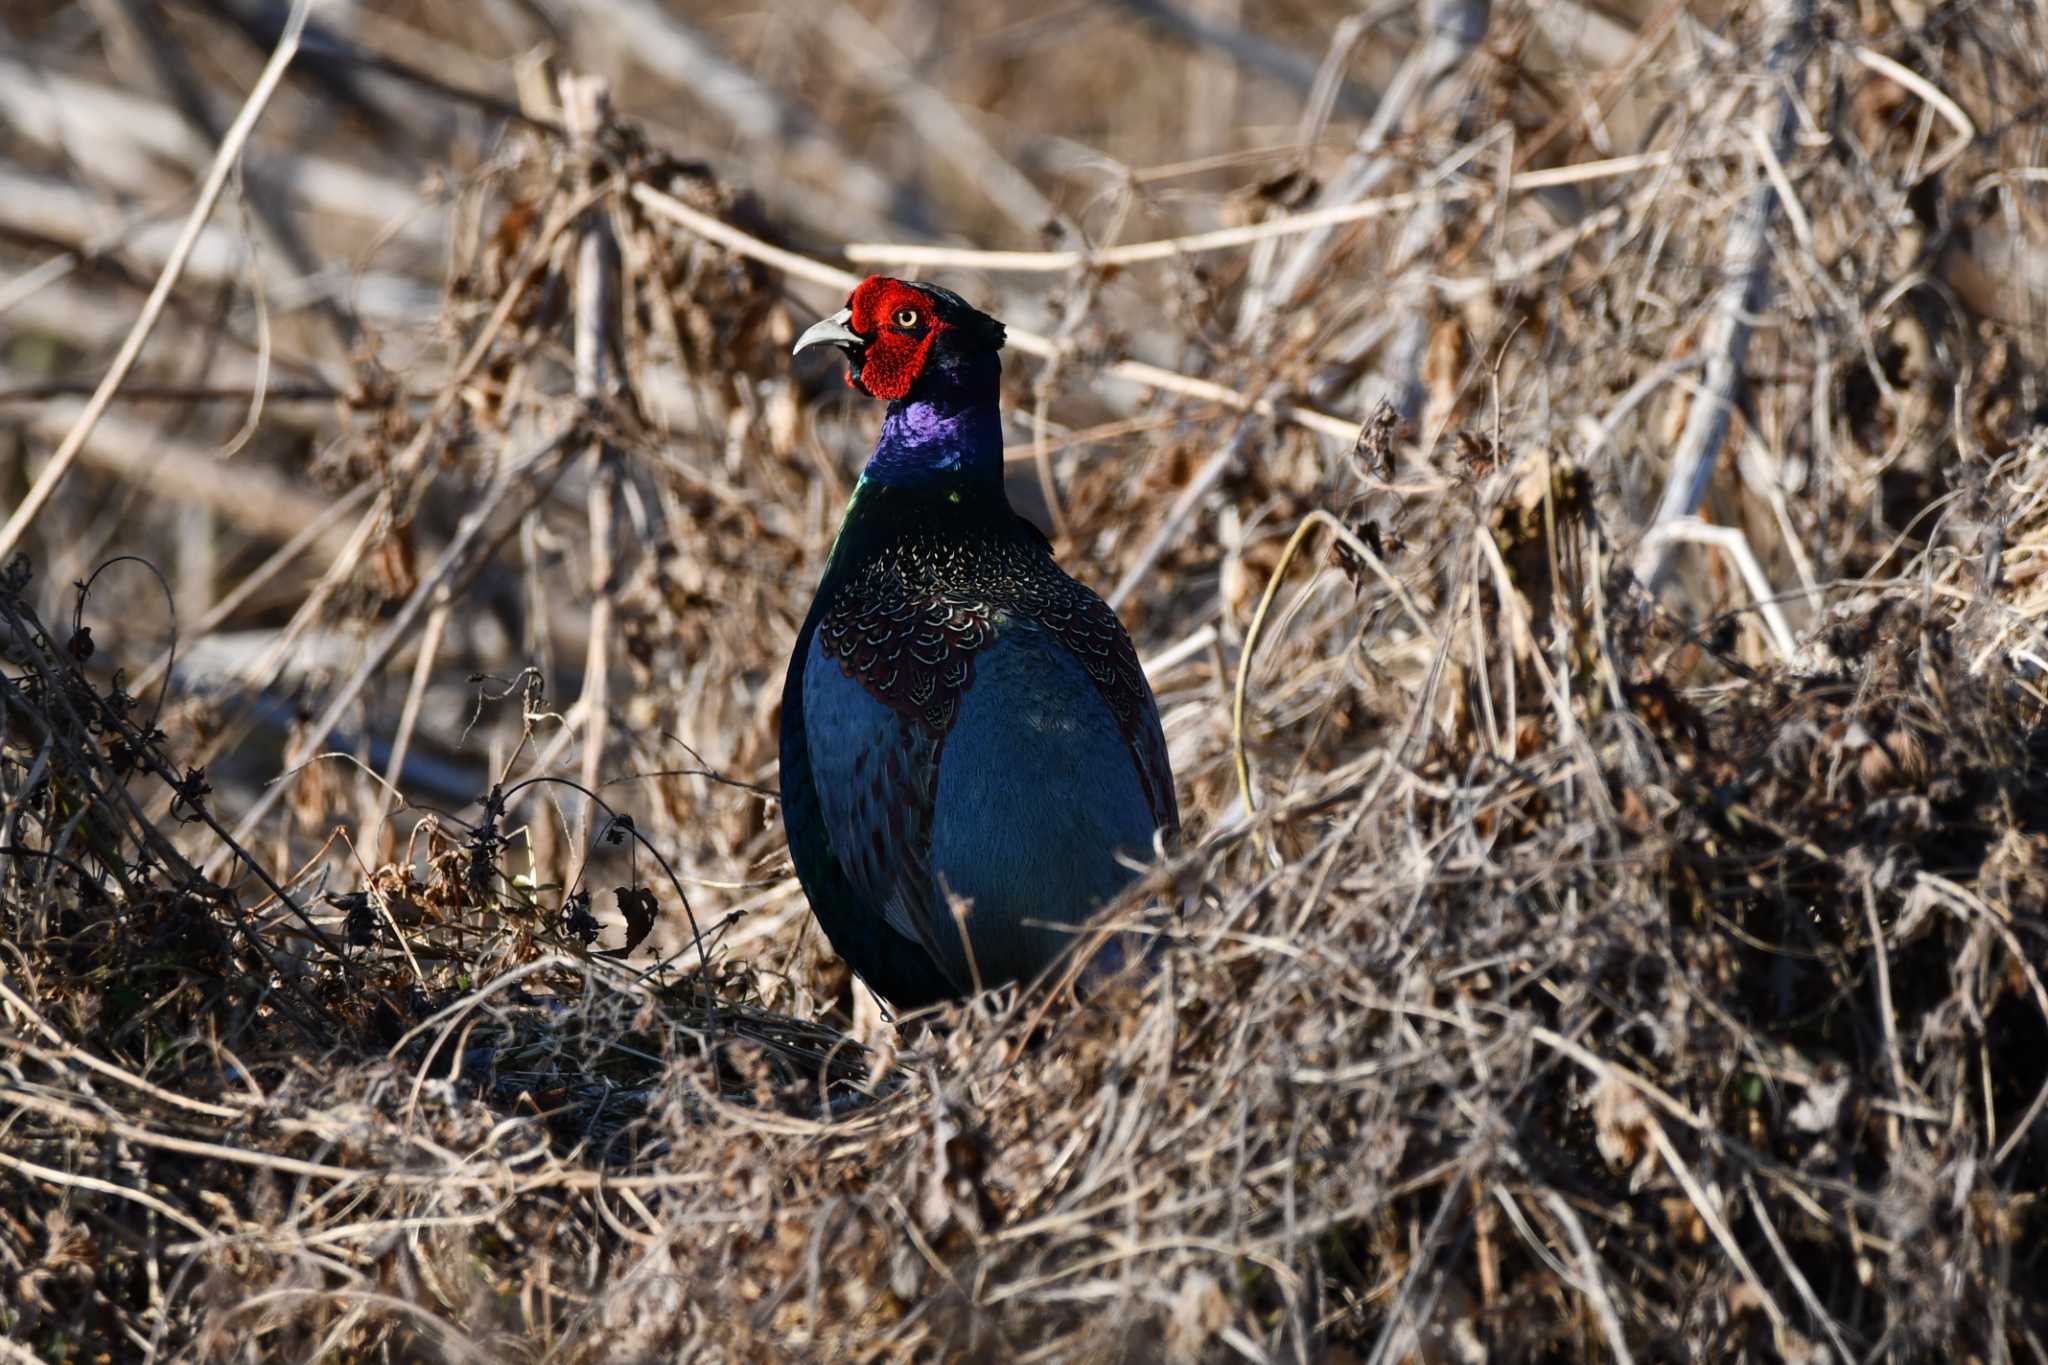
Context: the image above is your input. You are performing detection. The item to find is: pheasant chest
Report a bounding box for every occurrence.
[816,527,1150,739]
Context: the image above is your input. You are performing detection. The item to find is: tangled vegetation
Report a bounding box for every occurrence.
[2,1,2046,1359]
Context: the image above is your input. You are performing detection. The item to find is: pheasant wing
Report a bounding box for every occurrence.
[799,634,967,994]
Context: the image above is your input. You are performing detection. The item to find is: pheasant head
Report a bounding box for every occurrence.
[793,276,1006,403]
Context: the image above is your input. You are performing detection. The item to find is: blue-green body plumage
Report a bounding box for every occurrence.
[781,279,1177,1009]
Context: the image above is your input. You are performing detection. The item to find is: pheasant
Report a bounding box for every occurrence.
[782,276,1178,1010]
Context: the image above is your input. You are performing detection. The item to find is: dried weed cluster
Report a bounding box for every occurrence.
[3,1,2047,1360]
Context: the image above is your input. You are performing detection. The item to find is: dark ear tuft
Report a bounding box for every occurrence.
[910,281,1005,352]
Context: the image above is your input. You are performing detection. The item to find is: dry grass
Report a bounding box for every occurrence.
[4,1,2048,1359]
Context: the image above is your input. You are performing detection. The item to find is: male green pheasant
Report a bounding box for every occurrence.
[782,276,1178,1010]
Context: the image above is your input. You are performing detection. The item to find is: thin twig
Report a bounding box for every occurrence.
[1232,507,1438,835]
[1636,0,1814,590]
[1239,0,1491,340]
[823,4,1054,234]
[844,151,1678,272]
[631,181,1365,444]
[1851,46,1975,178]
[0,0,312,560]
[562,72,626,854]
[1538,1193,1640,1365]
[363,602,449,848]
[1637,518,1800,660]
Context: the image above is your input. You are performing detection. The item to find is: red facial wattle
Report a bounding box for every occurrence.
[845,277,946,401]
[851,329,938,401]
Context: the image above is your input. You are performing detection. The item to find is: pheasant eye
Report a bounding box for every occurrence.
[893,308,920,328]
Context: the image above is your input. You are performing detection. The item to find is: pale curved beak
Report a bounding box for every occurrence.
[793,307,861,356]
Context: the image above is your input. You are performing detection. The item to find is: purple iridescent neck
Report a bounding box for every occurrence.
[860,356,1004,490]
